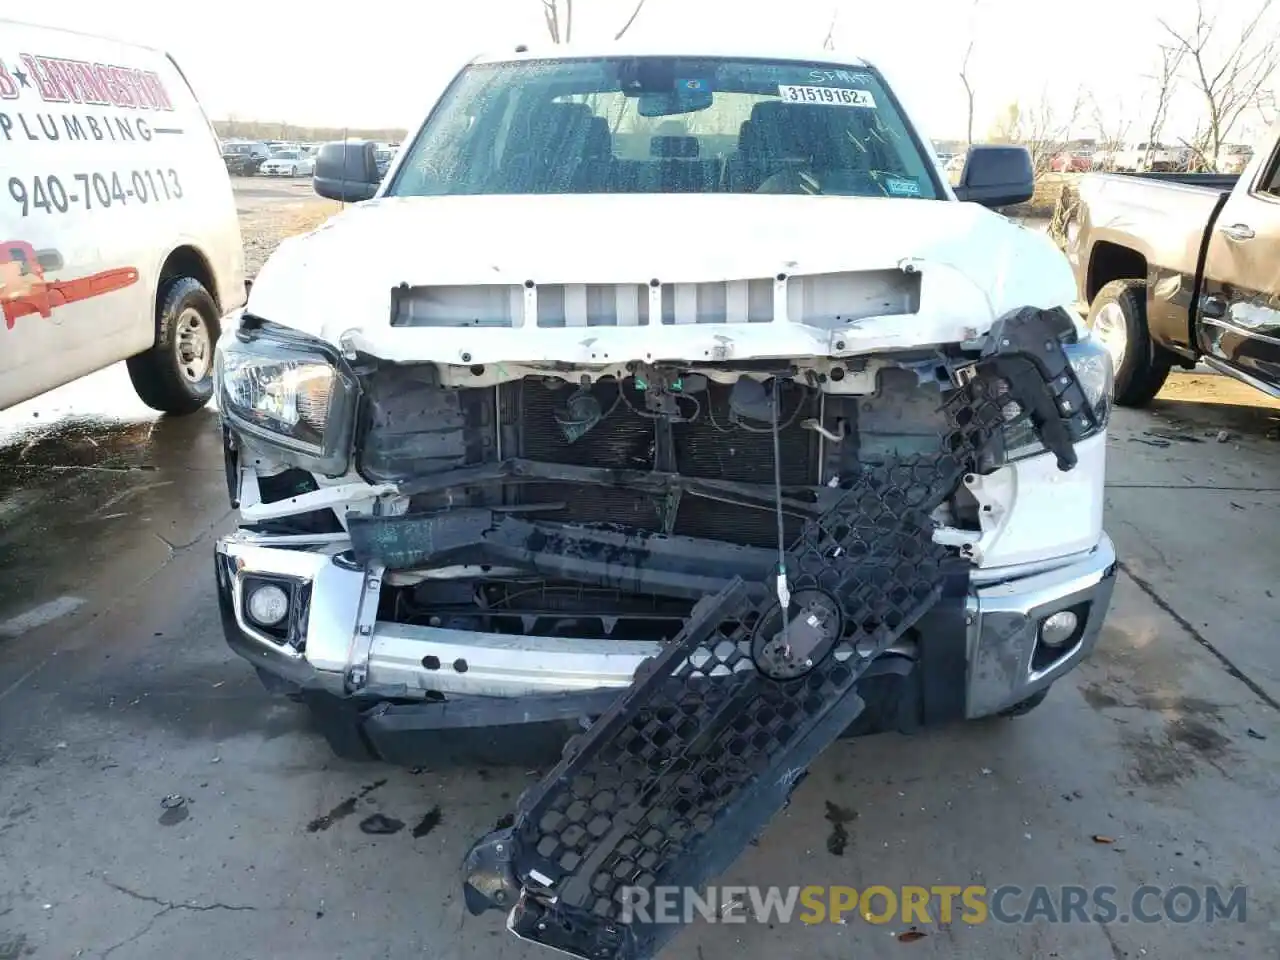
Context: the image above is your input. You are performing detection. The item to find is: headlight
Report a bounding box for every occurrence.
[1001,335,1113,462]
[1063,336,1114,425]
[215,328,357,476]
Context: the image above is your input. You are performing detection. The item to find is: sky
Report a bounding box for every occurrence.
[11,0,1278,145]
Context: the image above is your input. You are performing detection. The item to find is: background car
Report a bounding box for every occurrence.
[1112,142,1188,172]
[1090,148,1116,170]
[221,140,271,176]
[259,149,317,177]
[1051,148,1094,172]
[1216,144,1254,174]
[373,142,397,178]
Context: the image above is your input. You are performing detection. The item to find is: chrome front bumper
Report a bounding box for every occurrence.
[215,533,1116,722]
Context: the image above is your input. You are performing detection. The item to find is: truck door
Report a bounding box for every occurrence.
[1198,140,1280,394]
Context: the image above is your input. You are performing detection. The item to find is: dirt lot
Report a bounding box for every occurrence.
[232,178,342,276]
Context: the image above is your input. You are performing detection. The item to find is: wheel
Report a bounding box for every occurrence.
[126,276,220,415]
[998,686,1051,718]
[1088,279,1171,407]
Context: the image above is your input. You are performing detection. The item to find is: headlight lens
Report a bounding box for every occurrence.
[221,354,333,444]
[215,329,356,475]
[1001,334,1113,462]
[1064,337,1114,425]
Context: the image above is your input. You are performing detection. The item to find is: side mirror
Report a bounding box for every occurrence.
[953,145,1035,208]
[314,139,380,202]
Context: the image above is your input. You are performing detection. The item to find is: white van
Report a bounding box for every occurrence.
[1,19,245,413]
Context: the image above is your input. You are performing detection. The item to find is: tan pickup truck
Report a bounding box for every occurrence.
[1066,121,1280,406]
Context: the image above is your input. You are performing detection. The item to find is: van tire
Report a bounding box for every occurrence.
[127,276,220,416]
[1088,279,1171,408]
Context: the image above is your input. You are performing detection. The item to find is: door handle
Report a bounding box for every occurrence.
[1219,222,1256,241]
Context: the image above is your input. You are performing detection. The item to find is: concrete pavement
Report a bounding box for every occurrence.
[1,366,1278,959]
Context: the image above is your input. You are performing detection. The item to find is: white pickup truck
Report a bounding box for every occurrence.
[212,42,1117,960]
[1111,141,1189,173]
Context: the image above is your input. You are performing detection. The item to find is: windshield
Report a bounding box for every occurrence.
[273,151,299,159]
[389,57,941,199]
[225,144,250,154]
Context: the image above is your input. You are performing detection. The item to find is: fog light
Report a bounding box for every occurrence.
[246,582,290,627]
[1040,610,1079,647]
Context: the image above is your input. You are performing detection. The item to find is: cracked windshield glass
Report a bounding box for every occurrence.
[390,57,941,198]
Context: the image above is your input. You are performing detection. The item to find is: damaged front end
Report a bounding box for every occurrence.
[214,304,1115,960]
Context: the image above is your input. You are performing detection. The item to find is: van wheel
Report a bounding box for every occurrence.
[1088,279,1171,407]
[126,276,219,416]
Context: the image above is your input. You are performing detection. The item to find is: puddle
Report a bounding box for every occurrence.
[307,780,387,833]
[359,813,404,835]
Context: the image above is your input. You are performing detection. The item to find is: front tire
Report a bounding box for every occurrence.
[1088,279,1171,407]
[126,276,220,415]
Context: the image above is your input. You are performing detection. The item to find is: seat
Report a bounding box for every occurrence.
[500,101,600,192]
[578,117,614,191]
[741,101,875,192]
[748,101,833,165]
[726,120,759,190]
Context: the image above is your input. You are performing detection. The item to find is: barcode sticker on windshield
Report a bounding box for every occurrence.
[778,85,876,107]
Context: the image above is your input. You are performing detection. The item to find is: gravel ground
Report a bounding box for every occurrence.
[232,179,341,276]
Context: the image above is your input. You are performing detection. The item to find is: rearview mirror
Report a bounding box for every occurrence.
[638,87,714,117]
[314,139,381,202]
[953,145,1035,208]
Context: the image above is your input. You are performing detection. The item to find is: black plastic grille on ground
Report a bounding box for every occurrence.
[497,439,987,959]
[466,309,1095,960]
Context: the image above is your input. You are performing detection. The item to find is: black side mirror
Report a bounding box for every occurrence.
[314,139,380,202]
[953,145,1035,208]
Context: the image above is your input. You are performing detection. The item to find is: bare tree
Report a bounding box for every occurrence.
[954,1,987,147]
[1258,87,1279,125]
[959,41,977,147]
[822,6,839,50]
[997,88,1085,176]
[614,0,648,39]
[1139,44,1185,170]
[541,0,571,42]
[541,0,648,42]
[1088,92,1132,171]
[1161,0,1279,170]
[1178,120,1213,171]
